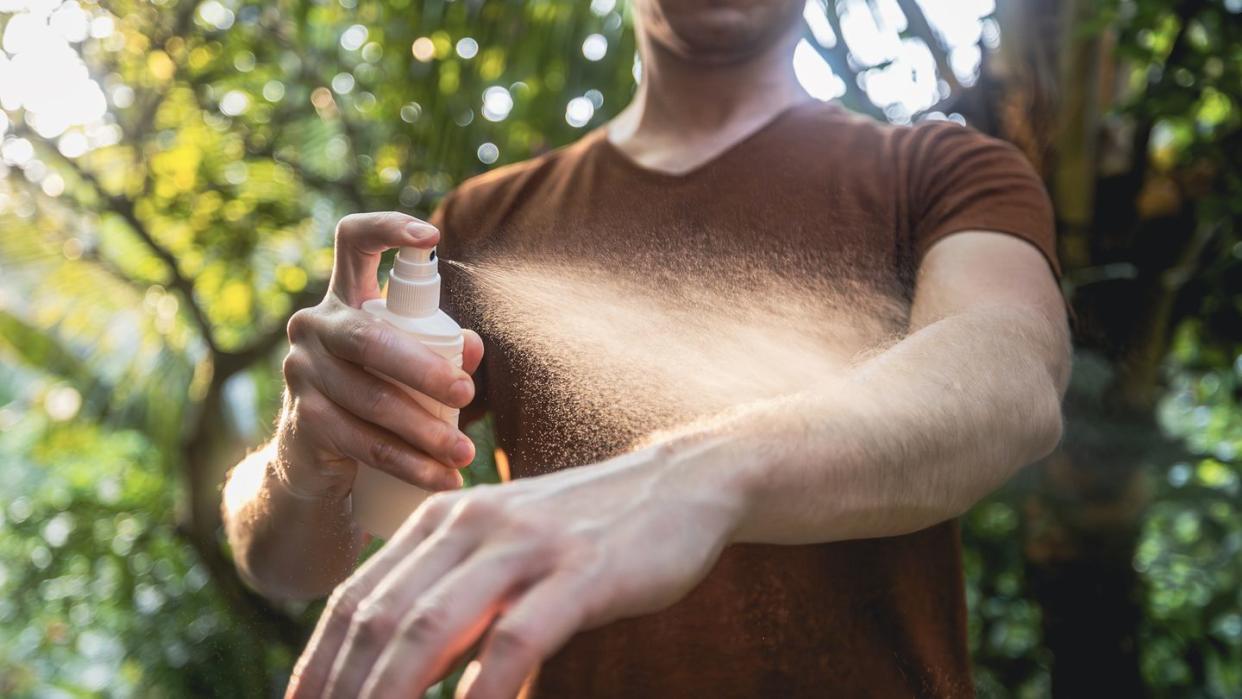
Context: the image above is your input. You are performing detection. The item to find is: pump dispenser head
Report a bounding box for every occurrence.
[386,246,441,317]
[401,246,435,264]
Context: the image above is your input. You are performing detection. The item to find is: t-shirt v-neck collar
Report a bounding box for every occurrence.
[590,99,828,182]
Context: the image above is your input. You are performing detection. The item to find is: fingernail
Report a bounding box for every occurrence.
[445,471,464,490]
[405,222,435,241]
[452,438,474,465]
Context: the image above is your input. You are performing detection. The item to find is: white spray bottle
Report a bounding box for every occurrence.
[352,246,465,539]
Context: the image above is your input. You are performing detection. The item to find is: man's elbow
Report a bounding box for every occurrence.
[1012,308,1070,462]
[1033,399,1064,462]
[1023,379,1065,465]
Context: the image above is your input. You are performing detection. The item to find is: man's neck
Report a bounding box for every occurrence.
[608,24,811,174]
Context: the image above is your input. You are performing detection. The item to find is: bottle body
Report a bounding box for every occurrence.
[352,298,464,539]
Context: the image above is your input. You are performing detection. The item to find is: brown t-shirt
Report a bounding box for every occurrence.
[433,101,1057,698]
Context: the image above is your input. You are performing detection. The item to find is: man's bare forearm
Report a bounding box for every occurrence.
[222,442,364,600]
[655,305,1069,546]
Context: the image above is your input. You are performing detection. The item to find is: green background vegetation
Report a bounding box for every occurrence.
[0,0,1239,696]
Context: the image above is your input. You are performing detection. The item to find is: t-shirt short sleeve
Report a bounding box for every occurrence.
[904,121,1060,277]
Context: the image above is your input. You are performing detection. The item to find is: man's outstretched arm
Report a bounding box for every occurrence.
[289,231,1068,699]
[726,231,1068,543]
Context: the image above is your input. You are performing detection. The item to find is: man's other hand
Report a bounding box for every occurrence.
[284,444,744,699]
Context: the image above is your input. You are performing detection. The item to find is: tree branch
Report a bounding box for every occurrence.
[15,121,221,353]
[215,281,327,380]
[78,163,218,352]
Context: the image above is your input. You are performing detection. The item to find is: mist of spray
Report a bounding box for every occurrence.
[447,251,909,470]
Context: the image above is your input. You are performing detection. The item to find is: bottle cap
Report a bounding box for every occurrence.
[387,246,440,317]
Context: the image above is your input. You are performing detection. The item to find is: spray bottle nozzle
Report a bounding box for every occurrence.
[388,246,441,317]
[399,246,436,264]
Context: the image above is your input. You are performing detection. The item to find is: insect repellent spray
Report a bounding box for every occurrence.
[353,246,465,539]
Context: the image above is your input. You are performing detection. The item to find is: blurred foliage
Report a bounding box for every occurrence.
[0,0,1239,696]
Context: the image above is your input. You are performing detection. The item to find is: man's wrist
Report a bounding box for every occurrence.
[262,452,360,537]
[641,395,852,545]
[270,434,355,503]
[640,424,772,544]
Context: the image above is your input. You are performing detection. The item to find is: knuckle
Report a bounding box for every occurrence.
[281,348,310,384]
[401,601,451,643]
[286,308,316,344]
[489,623,536,659]
[365,381,396,417]
[327,583,365,625]
[420,492,457,520]
[348,318,388,365]
[367,438,403,470]
[375,210,408,230]
[334,213,362,242]
[351,602,397,647]
[451,495,500,526]
[510,513,553,542]
[336,211,409,245]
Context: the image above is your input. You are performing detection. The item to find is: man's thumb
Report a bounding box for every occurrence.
[327,212,440,307]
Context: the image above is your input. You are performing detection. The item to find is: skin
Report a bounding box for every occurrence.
[220,0,1072,697]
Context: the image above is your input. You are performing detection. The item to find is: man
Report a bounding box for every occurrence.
[222,0,1070,696]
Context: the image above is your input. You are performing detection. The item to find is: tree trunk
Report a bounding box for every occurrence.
[179,362,306,654]
[992,0,1152,694]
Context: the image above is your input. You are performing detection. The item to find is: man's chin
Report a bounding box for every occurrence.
[655,28,774,65]
[651,7,800,65]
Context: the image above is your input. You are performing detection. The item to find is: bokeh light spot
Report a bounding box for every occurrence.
[331,72,356,95]
[456,37,479,60]
[565,97,594,128]
[219,90,250,116]
[482,86,513,122]
[45,384,82,422]
[400,102,422,123]
[411,37,435,62]
[340,24,368,51]
[582,33,607,62]
[262,80,285,102]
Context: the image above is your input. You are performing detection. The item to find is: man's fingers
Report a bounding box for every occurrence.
[320,400,463,491]
[456,575,586,699]
[316,309,474,408]
[358,552,526,699]
[462,329,485,376]
[312,352,475,467]
[323,519,489,699]
[330,212,440,307]
[286,580,367,699]
[286,498,454,699]
[323,527,478,699]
